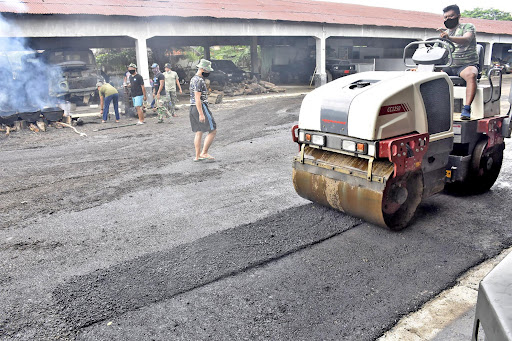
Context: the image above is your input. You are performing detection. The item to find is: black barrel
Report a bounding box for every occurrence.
[41,107,64,122]
[0,110,18,126]
[17,108,41,122]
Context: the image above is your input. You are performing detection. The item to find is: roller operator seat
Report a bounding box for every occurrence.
[449,44,484,86]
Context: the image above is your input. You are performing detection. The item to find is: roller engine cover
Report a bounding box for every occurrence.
[299,71,454,141]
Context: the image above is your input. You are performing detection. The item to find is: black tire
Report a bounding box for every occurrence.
[446,140,504,195]
[326,70,333,83]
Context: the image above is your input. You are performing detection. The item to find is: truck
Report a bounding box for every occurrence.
[41,48,104,105]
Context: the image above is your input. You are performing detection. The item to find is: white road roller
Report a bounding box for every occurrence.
[292,39,510,230]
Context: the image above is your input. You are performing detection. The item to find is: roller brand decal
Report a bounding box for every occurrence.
[322,118,346,125]
[320,90,355,135]
[379,103,411,116]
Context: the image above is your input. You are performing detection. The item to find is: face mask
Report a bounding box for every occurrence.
[129,70,135,75]
[444,17,459,29]
[202,72,210,78]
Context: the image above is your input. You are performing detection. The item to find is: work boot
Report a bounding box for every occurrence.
[461,105,471,120]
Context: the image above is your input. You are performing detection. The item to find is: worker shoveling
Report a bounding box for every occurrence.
[292,38,511,230]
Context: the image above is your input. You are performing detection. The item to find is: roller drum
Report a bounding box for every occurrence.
[292,146,423,230]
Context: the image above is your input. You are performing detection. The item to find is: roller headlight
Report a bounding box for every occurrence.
[342,140,356,152]
[311,135,325,146]
[299,131,325,147]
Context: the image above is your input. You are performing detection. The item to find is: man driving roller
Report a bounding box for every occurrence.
[439,4,478,120]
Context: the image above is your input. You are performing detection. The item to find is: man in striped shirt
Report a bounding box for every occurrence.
[189,59,217,162]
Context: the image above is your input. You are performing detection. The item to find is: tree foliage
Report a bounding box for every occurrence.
[211,45,250,67]
[211,45,260,69]
[182,46,204,62]
[95,49,137,72]
[182,45,260,69]
[462,8,512,21]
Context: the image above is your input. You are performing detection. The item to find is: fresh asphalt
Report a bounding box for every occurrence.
[1,84,512,340]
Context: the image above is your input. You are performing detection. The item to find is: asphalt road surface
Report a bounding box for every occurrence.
[1,80,512,340]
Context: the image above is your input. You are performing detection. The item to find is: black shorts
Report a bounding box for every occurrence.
[189,103,217,133]
[442,64,479,77]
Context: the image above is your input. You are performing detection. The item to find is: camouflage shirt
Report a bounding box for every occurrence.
[448,23,479,66]
[189,75,208,105]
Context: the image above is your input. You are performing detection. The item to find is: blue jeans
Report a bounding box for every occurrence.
[103,93,119,121]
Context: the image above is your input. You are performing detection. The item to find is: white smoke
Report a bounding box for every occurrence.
[0,7,63,112]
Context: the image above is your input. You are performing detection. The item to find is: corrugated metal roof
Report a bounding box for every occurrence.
[0,0,511,35]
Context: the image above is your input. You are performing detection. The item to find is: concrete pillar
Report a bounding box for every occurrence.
[484,42,494,67]
[135,36,151,88]
[250,36,259,78]
[203,45,211,60]
[314,34,327,87]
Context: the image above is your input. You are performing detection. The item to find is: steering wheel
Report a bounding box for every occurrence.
[424,37,456,53]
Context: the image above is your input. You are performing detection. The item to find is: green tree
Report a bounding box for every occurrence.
[462,8,512,21]
[95,48,137,72]
[183,46,204,62]
[210,45,260,69]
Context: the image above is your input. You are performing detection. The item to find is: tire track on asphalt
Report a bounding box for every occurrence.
[52,204,362,333]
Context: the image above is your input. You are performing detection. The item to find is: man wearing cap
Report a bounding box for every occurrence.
[97,81,120,123]
[189,59,217,161]
[128,63,147,125]
[439,4,478,120]
[151,63,171,123]
[163,63,182,117]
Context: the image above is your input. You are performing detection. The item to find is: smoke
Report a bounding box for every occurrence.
[0,9,63,112]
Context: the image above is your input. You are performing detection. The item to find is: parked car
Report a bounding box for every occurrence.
[209,60,246,86]
[271,59,315,84]
[325,58,357,81]
[40,48,104,105]
[271,58,356,84]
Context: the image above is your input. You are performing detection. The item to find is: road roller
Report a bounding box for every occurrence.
[292,39,511,230]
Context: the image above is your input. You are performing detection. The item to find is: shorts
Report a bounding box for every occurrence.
[132,95,143,107]
[442,64,479,77]
[189,103,216,133]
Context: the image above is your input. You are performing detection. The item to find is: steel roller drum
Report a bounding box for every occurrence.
[292,146,423,230]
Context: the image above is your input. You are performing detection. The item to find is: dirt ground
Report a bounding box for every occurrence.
[0,90,310,339]
[0,88,308,231]
[1,76,511,340]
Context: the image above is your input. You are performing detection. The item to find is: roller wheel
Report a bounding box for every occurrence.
[382,171,424,231]
[469,140,504,193]
[446,140,504,195]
